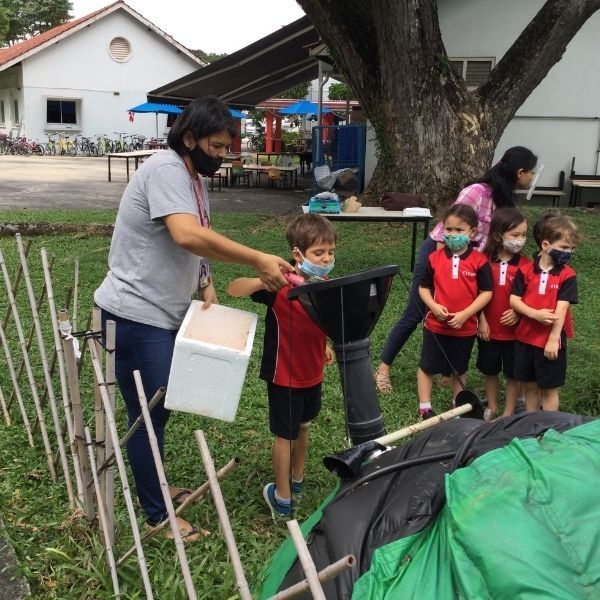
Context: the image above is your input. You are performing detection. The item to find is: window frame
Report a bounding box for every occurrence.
[449,57,495,90]
[0,100,5,125]
[12,98,19,125]
[44,97,82,132]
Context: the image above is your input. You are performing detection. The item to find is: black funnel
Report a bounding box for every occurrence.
[288,265,398,445]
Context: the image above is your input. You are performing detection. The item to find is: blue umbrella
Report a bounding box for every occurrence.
[278,99,332,115]
[229,108,246,119]
[128,102,183,138]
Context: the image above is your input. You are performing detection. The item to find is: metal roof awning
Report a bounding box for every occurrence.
[148,16,321,108]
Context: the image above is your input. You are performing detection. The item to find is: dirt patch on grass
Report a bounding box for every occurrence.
[0,223,114,237]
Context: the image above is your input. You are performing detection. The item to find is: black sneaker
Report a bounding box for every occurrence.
[421,409,436,420]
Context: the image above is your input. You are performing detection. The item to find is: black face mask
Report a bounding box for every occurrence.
[188,145,222,177]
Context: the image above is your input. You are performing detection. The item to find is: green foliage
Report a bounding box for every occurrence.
[0,5,9,43]
[274,82,310,100]
[0,206,597,598]
[192,49,228,63]
[0,0,72,45]
[328,82,355,101]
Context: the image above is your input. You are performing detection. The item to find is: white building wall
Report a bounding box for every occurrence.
[17,9,200,142]
[365,0,600,187]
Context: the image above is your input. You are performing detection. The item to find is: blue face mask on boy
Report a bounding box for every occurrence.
[549,248,572,266]
[443,234,470,253]
[297,251,335,278]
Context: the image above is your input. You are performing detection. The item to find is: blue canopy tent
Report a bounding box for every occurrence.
[229,108,246,119]
[128,102,183,138]
[278,100,332,115]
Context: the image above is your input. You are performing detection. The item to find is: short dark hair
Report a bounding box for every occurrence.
[443,203,479,229]
[286,213,337,253]
[537,213,580,248]
[167,95,237,155]
[532,209,561,247]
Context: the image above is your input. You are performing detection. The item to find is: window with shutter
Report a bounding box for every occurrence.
[448,57,494,89]
[109,37,132,62]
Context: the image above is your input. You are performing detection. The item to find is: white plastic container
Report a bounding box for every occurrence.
[165,300,258,422]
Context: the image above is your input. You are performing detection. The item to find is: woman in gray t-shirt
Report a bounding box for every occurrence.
[95,96,292,541]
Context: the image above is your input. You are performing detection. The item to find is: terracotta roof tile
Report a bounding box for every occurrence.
[0,1,121,67]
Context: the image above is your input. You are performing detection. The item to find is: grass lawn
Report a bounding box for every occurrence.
[0,206,598,599]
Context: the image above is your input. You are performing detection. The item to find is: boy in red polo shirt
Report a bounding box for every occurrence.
[227,213,336,522]
[510,213,579,411]
[417,204,493,418]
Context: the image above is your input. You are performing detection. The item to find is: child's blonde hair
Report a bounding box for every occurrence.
[536,213,580,248]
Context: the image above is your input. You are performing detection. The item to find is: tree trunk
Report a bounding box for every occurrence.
[297,0,600,207]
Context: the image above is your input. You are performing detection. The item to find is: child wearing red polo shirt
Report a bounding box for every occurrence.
[417,204,493,419]
[477,207,531,420]
[510,213,579,411]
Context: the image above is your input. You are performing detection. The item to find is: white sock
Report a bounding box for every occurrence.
[274,489,291,504]
[419,402,432,414]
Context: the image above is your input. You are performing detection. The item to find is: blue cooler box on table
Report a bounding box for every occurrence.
[308,196,341,214]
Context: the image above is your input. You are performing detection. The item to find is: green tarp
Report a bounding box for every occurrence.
[353,419,600,598]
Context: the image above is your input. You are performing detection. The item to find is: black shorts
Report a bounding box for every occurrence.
[512,341,567,389]
[267,382,321,440]
[476,339,516,378]
[419,329,475,376]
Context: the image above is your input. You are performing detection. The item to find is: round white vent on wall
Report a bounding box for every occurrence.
[108,37,132,62]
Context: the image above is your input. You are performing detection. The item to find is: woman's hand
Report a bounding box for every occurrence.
[255,253,293,291]
[499,308,519,327]
[200,283,218,309]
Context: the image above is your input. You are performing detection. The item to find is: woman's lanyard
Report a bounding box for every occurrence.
[186,162,212,290]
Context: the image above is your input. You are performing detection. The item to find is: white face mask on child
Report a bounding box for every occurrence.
[502,238,526,254]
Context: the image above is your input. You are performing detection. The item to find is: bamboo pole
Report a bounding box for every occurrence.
[269,555,356,600]
[195,430,252,600]
[76,311,92,377]
[104,319,116,548]
[0,384,10,425]
[92,387,165,481]
[72,257,80,332]
[16,234,75,507]
[117,457,238,567]
[58,309,95,520]
[0,323,34,445]
[0,248,56,480]
[9,254,54,415]
[84,427,121,599]
[41,248,86,506]
[87,339,154,599]
[91,308,105,491]
[134,371,197,600]
[285,520,326,600]
[1,238,31,330]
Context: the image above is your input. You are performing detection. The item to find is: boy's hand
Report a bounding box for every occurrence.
[499,308,519,326]
[325,346,335,365]
[477,319,490,341]
[200,283,218,309]
[447,310,468,329]
[431,303,449,321]
[544,338,560,360]
[535,309,559,326]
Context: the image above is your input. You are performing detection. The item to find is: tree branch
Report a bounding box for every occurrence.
[480,0,600,126]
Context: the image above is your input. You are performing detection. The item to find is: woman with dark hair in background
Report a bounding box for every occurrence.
[374,146,537,394]
[95,96,292,540]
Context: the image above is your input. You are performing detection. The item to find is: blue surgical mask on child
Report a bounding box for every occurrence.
[297,251,335,278]
[443,234,470,253]
[549,248,572,266]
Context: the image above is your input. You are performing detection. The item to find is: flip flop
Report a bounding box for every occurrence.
[144,520,209,544]
[170,487,193,506]
[374,369,393,394]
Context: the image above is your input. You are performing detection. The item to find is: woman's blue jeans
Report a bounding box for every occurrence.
[380,236,437,366]
[101,309,177,524]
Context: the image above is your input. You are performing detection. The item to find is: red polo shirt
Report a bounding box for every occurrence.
[483,254,532,341]
[420,246,493,337]
[511,255,577,349]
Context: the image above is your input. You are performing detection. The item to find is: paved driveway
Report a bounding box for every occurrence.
[0,155,310,213]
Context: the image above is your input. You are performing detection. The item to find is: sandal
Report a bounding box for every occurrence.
[144,517,209,544]
[374,369,393,394]
[169,486,193,506]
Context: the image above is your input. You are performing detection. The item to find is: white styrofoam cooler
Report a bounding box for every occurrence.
[165,300,258,422]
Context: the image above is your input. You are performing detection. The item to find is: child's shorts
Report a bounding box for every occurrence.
[268,382,321,440]
[476,338,516,378]
[419,329,475,376]
[513,341,567,389]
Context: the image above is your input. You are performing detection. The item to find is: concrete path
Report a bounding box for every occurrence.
[0,155,311,213]
[0,523,29,599]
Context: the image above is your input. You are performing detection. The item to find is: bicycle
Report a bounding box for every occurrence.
[29,138,45,156]
[58,132,76,156]
[113,132,129,153]
[46,135,57,156]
